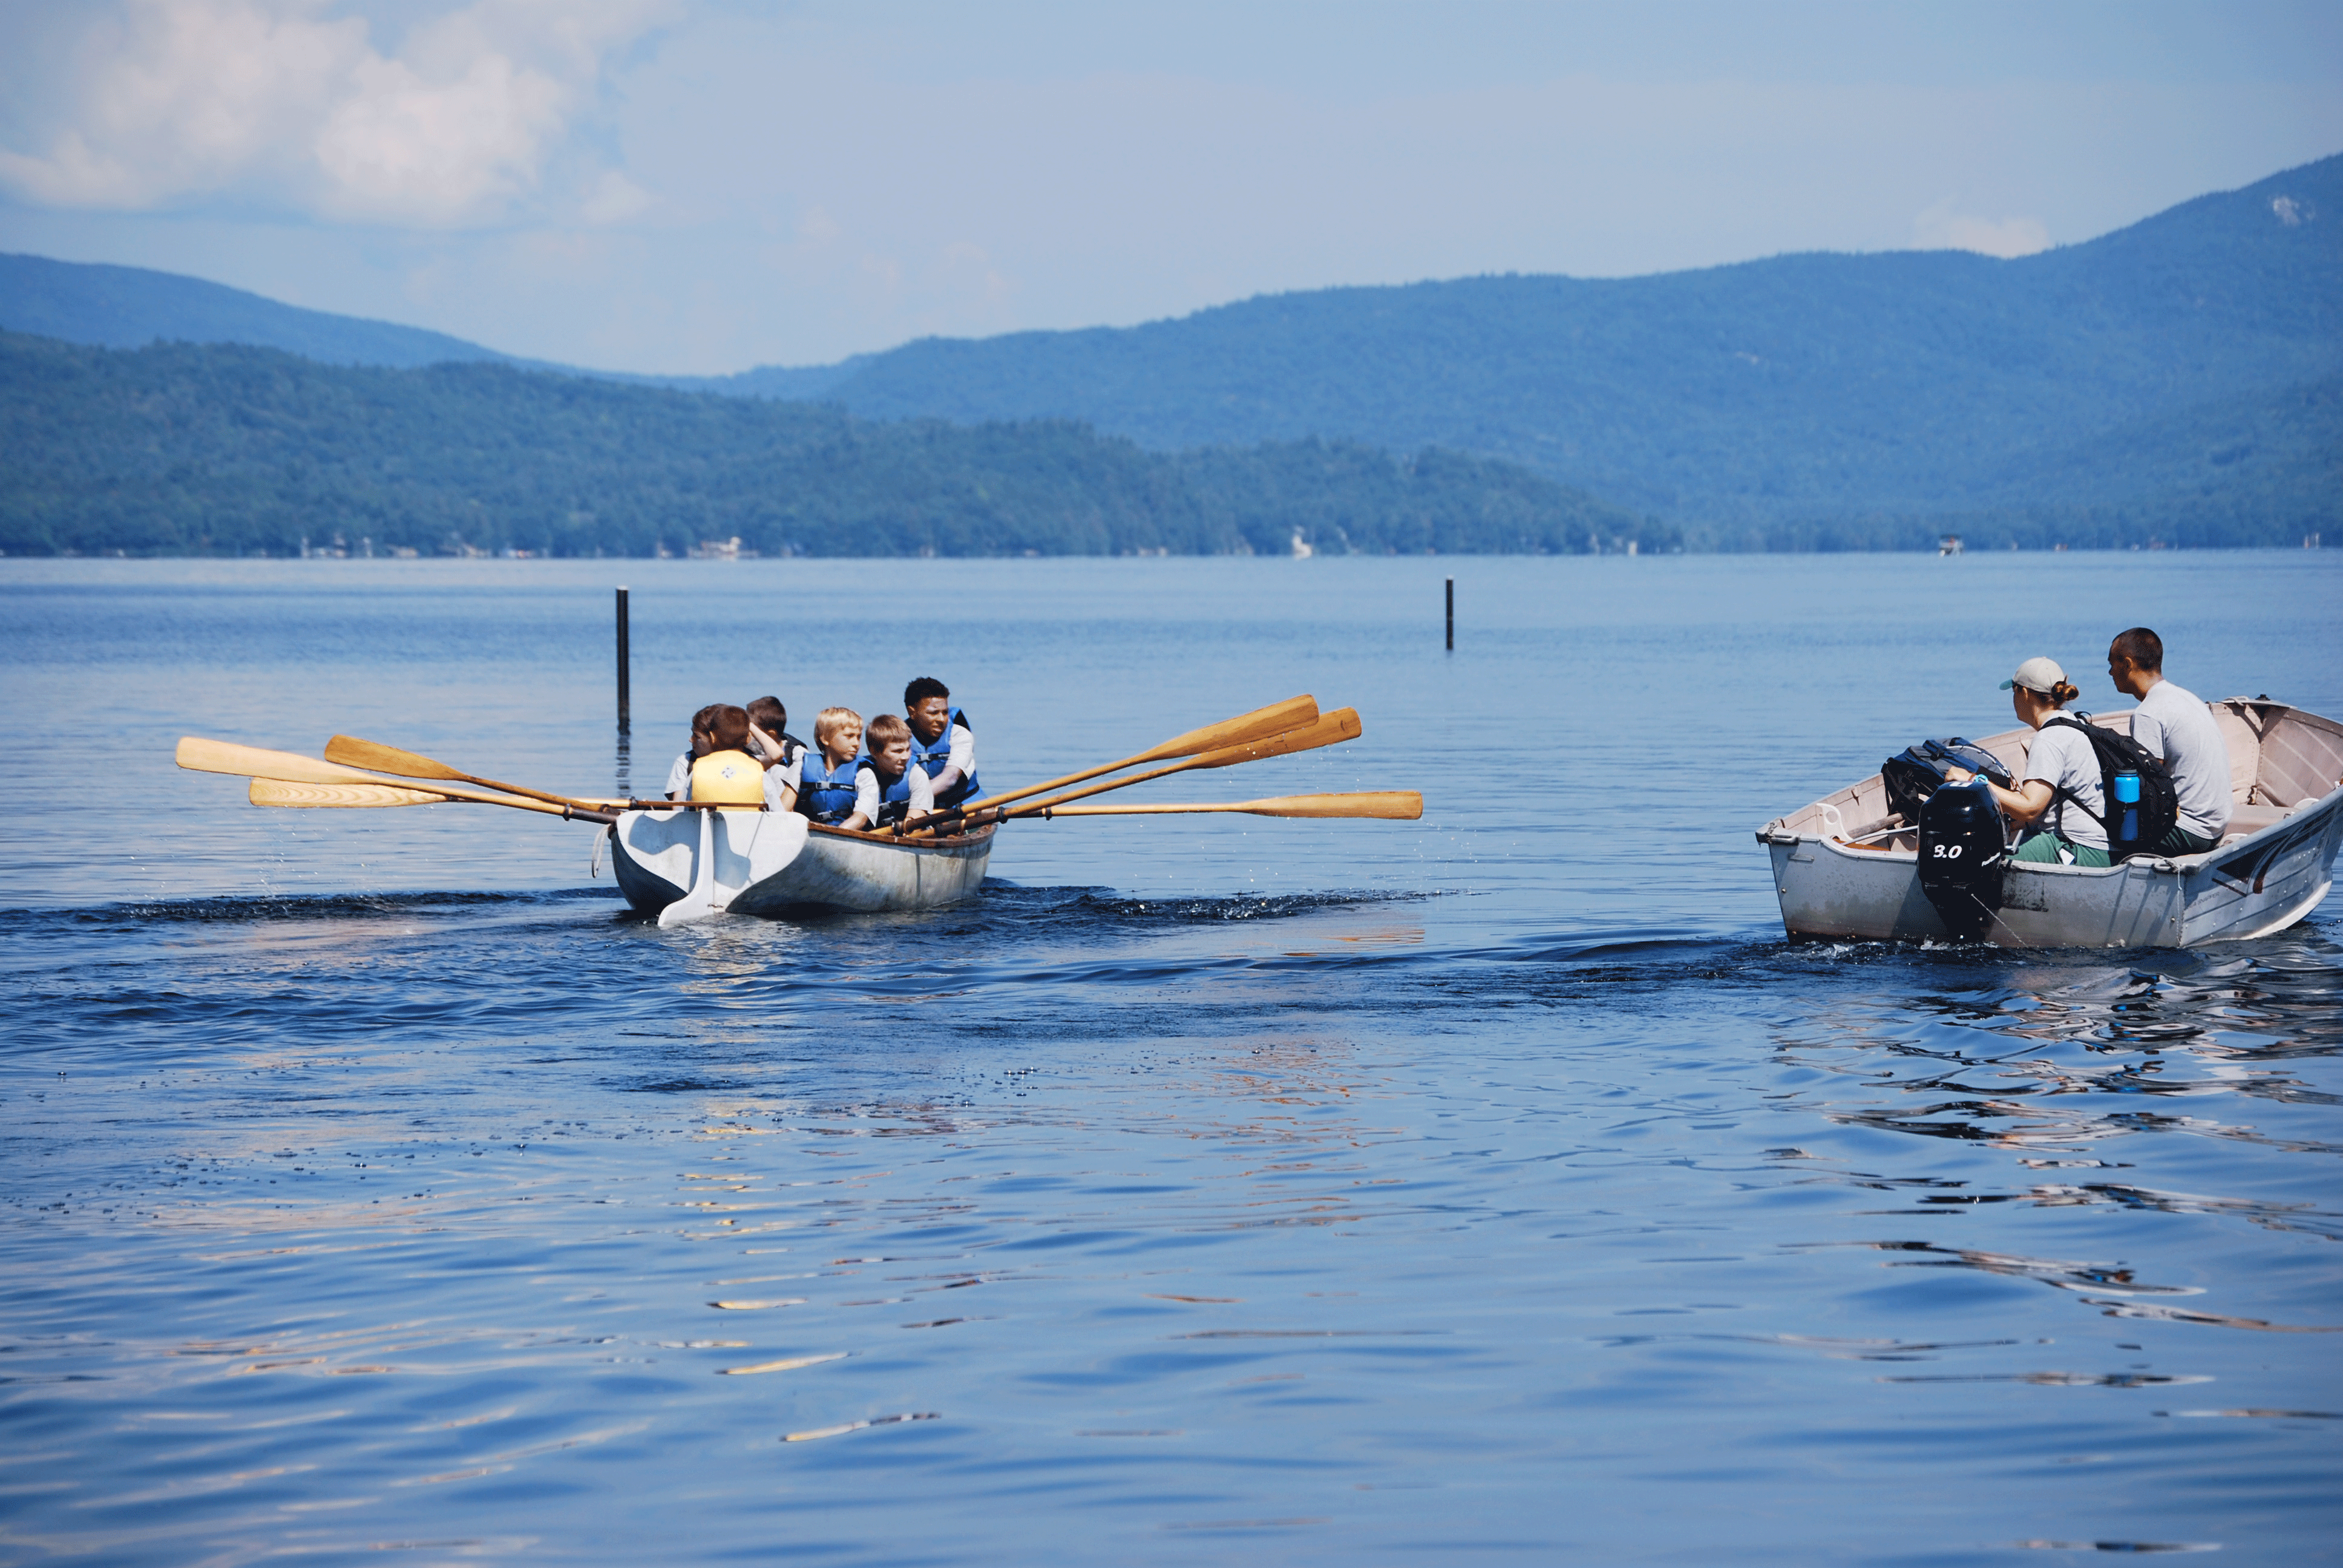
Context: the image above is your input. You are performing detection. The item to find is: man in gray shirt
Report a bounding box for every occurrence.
[2108,627,2232,854]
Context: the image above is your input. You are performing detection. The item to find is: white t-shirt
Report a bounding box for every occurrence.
[853,762,934,826]
[2025,719,2109,852]
[2130,679,2232,838]
[664,750,693,799]
[920,722,977,797]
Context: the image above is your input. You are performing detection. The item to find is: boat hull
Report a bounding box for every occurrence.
[1757,699,2343,949]
[607,808,994,918]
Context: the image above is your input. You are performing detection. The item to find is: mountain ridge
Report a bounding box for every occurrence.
[3,152,2335,548]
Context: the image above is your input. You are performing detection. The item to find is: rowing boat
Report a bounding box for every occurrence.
[604,806,997,923]
[1757,697,2343,948]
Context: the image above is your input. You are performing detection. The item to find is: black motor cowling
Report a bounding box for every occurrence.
[1916,779,2006,941]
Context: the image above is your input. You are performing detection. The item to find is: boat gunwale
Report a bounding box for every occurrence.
[803,820,998,854]
[613,808,998,854]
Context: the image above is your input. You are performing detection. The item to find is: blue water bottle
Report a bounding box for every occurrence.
[2113,769,2141,848]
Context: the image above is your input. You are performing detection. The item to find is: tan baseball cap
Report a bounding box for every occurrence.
[2000,656,2066,694]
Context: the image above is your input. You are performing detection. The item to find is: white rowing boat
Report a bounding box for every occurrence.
[1757,697,2343,948]
[603,806,997,925]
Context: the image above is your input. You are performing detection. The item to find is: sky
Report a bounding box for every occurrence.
[1,1,2339,374]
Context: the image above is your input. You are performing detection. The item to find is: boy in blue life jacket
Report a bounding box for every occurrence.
[850,714,934,832]
[686,705,778,809]
[903,677,979,810]
[795,707,867,826]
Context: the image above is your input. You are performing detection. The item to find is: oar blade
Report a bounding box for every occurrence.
[1133,694,1319,764]
[1043,791,1421,820]
[1189,707,1361,770]
[1240,791,1421,819]
[324,734,464,781]
[249,778,451,809]
[179,736,381,788]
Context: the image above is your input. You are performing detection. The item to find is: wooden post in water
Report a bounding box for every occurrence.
[615,587,631,735]
[1445,578,1453,651]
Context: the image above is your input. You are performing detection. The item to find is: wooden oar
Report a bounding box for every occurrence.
[324,735,622,811]
[177,737,616,823]
[1034,792,1421,820]
[902,707,1360,837]
[249,779,454,809]
[892,693,1319,834]
[1011,707,1362,815]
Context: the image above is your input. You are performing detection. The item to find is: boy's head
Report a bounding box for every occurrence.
[814,706,863,761]
[904,677,951,743]
[746,695,787,737]
[865,713,912,774]
[708,704,752,755]
[689,702,723,754]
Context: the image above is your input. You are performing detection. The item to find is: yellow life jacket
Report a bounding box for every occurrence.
[689,750,766,807]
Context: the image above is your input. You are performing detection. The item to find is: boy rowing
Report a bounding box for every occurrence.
[857,714,934,831]
[746,695,804,814]
[795,707,866,826]
[903,677,979,810]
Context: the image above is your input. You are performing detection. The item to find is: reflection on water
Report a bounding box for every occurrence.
[4,884,2339,1561]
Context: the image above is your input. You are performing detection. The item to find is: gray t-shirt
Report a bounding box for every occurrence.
[2131,679,2232,838]
[2025,719,2109,853]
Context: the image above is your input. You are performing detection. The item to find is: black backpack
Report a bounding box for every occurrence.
[1883,738,2014,825]
[2040,714,2179,860]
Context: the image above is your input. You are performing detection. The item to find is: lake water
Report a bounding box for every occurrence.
[2,552,2339,1564]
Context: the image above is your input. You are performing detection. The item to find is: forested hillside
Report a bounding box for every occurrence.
[713,154,2342,546]
[7,156,2335,552]
[0,332,1663,559]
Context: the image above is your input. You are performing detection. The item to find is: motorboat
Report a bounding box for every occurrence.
[1757,698,2343,947]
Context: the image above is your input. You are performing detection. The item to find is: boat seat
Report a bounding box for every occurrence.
[2220,803,2295,843]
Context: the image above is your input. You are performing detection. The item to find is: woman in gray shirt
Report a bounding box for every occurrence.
[1945,656,2111,867]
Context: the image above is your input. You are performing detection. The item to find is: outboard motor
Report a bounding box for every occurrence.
[1916,779,2006,941]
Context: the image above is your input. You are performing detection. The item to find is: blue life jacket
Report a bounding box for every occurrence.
[908,707,978,809]
[796,750,863,825]
[870,763,916,829]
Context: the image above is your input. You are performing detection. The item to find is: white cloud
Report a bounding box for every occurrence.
[1913,198,2051,258]
[0,0,672,226]
[578,168,652,224]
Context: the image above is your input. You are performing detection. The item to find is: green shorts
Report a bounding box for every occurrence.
[2012,831,2112,868]
[2157,825,2221,856]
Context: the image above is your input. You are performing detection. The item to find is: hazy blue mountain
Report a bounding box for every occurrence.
[0,252,519,368]
[706,154,2342,538]
[6,153,2334,550]
[0,331,1661,560]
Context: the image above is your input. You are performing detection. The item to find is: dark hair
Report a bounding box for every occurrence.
[2110,627,2163,671]
[691,702,722,737]
[746,695,785,732]
[2045,679,2080,706]
[709,705,751,753]
[904,676,950,708]
[866,713,911,748]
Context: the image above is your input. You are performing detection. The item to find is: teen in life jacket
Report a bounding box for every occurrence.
[664,704,722,800]
[795,707,868,826]
[745,694,807,814]
[903,676,980,810]
[687,705,784,809]
[851,714,935,831]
